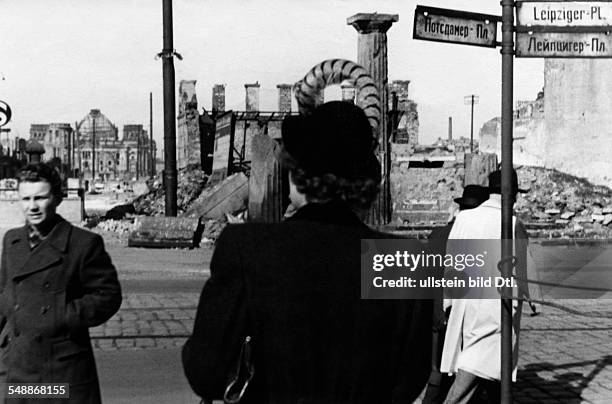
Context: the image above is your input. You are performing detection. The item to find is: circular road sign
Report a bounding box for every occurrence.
[0,100,12,127]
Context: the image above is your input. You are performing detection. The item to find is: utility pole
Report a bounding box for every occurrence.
[136,129,141,180]
[150,92,154,177]
[75,121,81,176]
[161,0,178,216]
[464,94,479,153]
[92,116,96,183]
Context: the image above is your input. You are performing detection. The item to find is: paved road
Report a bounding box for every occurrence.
[96,348,200,404]
[1,220,611,403]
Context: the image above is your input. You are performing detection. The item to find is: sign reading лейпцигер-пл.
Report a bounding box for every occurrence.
[413,6,500,48]
[516,32,612,57]
[517,1,612,27]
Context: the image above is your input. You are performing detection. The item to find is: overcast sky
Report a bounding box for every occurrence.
[0,0,544,149]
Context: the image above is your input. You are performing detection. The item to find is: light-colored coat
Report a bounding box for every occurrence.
[440,195,535,381]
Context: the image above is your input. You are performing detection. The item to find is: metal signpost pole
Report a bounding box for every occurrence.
[162,0,177,216]
[500,0,515,402]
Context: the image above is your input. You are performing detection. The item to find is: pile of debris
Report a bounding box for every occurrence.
[515,166,612,238]
[95,167,249,245]
[132,166,209,216]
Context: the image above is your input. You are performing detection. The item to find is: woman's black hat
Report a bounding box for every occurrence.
[281,101,380,181]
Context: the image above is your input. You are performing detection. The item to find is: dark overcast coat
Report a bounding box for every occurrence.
[0,217,122,404]
[183,202,432,404]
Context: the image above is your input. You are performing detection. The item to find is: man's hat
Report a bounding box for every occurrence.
[488,169,528,194]
[453,185,490,209]
[281,101,380,181]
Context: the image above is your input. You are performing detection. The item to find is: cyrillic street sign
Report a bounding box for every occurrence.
[517,1,612,28]
[0,101,11,127]
[413,6,501,48]
[516,32,612,57]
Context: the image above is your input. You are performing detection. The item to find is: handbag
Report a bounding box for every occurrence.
[224,335,255,404]
[199,336,254,404]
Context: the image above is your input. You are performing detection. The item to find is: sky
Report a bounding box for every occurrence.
[0,0,544,150]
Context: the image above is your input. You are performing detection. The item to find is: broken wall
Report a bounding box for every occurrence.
[177,80,202,169]
[543,59,612,187]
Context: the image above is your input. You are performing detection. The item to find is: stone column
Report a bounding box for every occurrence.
[212,84,225,113]
[245,82,260,112]
[277,84,292,112]
[348,13,398,225]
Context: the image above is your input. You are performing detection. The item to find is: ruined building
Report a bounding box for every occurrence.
[29,123,74,163]
[480,59,612,187]
[388,80,419,145]
[31,109,156,181]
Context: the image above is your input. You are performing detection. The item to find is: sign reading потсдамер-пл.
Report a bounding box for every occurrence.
[413,6,500,48]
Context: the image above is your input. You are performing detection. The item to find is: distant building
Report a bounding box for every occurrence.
[30,109,156,181]
[29,123,74,163]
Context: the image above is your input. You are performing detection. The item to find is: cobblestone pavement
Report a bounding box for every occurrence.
[515,300,612,404]
[98,295,612,403]
[90,293,198,351]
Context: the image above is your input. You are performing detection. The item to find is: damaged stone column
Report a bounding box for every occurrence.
[245,82,260,112]
[212,84,225,113]
[348,12,398,225]
[277,84,292,112]
[177,80,201,169]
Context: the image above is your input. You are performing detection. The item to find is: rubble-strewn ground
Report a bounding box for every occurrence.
[516,166,612,238]
[93,165,612,242]
[132,166,209,216]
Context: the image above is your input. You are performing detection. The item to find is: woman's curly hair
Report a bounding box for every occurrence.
[279,146,381,212]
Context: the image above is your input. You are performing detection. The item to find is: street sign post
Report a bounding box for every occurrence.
[413,6,501,48]
[516,1,612,27]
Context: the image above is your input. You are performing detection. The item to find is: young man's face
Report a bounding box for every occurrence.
[18,181,60,227]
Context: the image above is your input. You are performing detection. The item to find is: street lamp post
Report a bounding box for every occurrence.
[464,94,479,153]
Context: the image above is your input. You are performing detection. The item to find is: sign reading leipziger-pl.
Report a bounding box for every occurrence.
[413,6,500,48]
[516,32,612,57]
[517,1,612,27]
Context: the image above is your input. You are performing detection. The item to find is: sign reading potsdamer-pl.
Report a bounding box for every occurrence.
[413,6,500,48]
[516,32,612,57]
[517,1,612,27]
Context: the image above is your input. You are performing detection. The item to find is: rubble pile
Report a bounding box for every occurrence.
[515,166,612,238]
[132,166,209,216]
[96,219,134,234]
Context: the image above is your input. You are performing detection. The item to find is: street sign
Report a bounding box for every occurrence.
[0,101,11,127]
[517,1,612,28]
[516,31,612,57]
[413,6,501,48]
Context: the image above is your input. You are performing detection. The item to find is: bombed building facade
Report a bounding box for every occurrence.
[480,59,612,187]
[176,79,420,175]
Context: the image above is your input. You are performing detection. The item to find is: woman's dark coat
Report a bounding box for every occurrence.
[183,202,432,404]
[0,216,122,404]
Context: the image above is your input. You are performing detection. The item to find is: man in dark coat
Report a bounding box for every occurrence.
[183,101,433,403]
[0,163,122,404]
